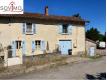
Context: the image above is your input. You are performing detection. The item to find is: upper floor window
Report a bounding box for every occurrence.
[26,23,33,33]
[59,24,72,34]
[62,24,69,33]
[22,23,36,35]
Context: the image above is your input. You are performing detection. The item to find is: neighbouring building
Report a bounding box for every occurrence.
[86,38,96,53]
[0,7,88,58]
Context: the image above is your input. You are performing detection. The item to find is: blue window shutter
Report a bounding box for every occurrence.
[68,25,72,34]
[22,23,26,34]
[32,24,36,34]
[22,41,26,55]
[32,41,35,51]
[12,41,16,57]
[58,25,62,34]
[41,40,45,51]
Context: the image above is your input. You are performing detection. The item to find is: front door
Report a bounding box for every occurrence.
[59,40,72,55]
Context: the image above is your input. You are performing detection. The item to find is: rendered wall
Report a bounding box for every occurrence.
[0,23,85,56]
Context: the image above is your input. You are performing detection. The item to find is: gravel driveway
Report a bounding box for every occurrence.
[8,56,106,80]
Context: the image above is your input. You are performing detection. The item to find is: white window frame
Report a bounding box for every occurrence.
[62,24,69,34]
[61,24,69,35]
[25,23,33,34]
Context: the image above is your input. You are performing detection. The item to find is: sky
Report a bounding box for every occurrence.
[24,0,106,34]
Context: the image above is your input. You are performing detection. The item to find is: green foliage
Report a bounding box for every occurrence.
[98,34,105,41]
[86,27,105,41]
[104,32,106,42]
[88,54,103,59]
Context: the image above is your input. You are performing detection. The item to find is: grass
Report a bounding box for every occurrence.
[23,53,68,68]
[23,53,103,69]
[0,53,103,78]
[0,66,6,72]
[0,53,104,78]
[79,52,103,60]
[88,54,103,59]
[0,53,68,76]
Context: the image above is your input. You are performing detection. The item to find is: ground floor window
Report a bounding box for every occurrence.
[16,40,22,49]
[35,40,41,50]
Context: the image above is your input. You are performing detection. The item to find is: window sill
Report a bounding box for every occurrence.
[26,33,33,35]
[61,33,70,35]
[25,33,34,35]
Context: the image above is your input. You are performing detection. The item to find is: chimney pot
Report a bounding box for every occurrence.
[45,6,48,16]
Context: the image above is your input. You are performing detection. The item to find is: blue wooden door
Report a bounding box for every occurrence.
[12,41,16,57]
[22,41,26,55]
[59,40,72,55]
[32,41,35,55]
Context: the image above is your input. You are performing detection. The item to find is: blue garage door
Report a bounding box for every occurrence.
[59,40,72,55]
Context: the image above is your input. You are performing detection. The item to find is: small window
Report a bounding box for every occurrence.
[22,23,36,35]
[35,40,41,50]
[26,23,33,34]
[16,41,22,49]
[62,24,69,33]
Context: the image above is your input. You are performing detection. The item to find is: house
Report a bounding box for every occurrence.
[0,6,88,58]
[86,38,96,50]
[96,41,106,49]
[86,38,96,55]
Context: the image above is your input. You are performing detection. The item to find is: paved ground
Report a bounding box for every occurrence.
[7,56,106,80]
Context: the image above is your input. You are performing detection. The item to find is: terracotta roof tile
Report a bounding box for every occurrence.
[0,13,89,23]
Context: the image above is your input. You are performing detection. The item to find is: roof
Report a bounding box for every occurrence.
[0,13,89,23]
[86,38,96,44]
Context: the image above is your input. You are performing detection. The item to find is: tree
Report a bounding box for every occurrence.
[86,28,106,42]
[86,27,100,41]
[103,32,106,42]
[98,33,105,41]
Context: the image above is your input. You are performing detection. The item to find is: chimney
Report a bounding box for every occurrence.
[45,6,48,16]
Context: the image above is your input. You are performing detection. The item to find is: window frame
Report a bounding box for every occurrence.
[62,24,69,34]
[25,23,33,35]
[35,40,41,50]
[15,40,22,49]
[61,24,69,35]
